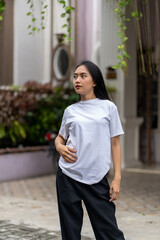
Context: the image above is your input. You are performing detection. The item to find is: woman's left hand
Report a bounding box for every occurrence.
[109,178,121,202]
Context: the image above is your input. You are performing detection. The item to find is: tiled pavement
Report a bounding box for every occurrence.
[0,168,160,239]
[0,221,91,240]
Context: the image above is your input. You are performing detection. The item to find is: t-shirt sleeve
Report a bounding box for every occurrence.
[58,109,69,140]
[109,105,124,138]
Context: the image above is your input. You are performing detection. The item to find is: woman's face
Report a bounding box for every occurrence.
[73,65,96,99]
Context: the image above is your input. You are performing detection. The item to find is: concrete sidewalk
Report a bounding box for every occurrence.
[0,169,160,239]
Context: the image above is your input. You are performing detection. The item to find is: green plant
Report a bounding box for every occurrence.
[26,0,48,34]
[0,0,5,29]
[26,0,75,38]
[0,83,78,148]
[106,0,143,70]
[22,87,78,146]
[0,88,36,146]
[57,0,75,42]
[8,120,26,143]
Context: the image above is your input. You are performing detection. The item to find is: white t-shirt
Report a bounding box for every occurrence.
[58,98,124,184]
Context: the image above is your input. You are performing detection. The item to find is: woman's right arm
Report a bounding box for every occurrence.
[55,134,77,163]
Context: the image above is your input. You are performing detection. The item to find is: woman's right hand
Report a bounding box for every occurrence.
[57,144,77,163]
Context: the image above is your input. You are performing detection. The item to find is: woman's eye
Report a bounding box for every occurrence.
[82,75,86,78]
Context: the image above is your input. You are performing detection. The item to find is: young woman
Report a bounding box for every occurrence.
[55,60,125,240]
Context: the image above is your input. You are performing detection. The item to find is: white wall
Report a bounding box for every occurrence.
[13,0,51,85]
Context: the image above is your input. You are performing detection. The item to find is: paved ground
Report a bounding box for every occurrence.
[0,168,160,240]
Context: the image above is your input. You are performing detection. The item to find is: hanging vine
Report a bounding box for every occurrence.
[106,0,143,69]
[0,0,5,29]
[0,0,143,70]
[26,0,75,40]
[57,0,75,43]
[26,0,48,35]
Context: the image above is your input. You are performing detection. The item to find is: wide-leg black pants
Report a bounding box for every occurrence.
[56,167,125,240]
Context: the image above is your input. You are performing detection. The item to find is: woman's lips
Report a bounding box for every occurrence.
[75,85,81,89]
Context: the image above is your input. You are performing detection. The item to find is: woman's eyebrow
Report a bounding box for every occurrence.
[74,72,88,75]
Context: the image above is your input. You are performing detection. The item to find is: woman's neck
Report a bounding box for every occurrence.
[80,94,96,101]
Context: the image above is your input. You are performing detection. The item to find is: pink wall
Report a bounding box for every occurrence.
[76,0,101,64]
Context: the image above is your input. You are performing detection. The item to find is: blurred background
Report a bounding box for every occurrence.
[0,1,160,239]
[0,0,160,176]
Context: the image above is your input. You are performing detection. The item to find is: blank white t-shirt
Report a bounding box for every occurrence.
[58,98,124,184]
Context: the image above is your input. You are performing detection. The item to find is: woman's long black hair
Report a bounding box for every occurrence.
[75,60,111,101]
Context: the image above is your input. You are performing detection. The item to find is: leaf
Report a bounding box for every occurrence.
[61,13,66,18]
[70,7,75,10]
[123,51,131,59]
[32,18,36,22]
[0,15,3,21]
[114,8,121,14]
[0,125,5,139]
[131,11,143,19]
[13,121,26,139]
[118,32,124,38]
[67,37,72,42]
[65,6,70,11]
[122,37,128,42]
[32,27,37,31]
[121,60,127,67]
[125,18,130,21]
[9,129,16,143]
[27,12,32,16]
[118,44,124,50]
[67,27,71,33]
[112,64,120,69]
[117,22,122,26]
[62,24,67,28]
[28,24,31,29]
[117,55,123,60]
[121,26,127,31]
[66,9,71,14]
[18,125,26,139]
[119,2,125,8]
[41,11,45,14]
[0,2,5,12]
[62,34,67,39]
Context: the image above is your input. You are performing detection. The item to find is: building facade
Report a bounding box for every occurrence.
[0,0,159,167]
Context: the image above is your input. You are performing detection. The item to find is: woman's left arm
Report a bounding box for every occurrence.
[109,135,122,202]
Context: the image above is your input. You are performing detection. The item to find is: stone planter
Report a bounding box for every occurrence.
[0,146,58,182]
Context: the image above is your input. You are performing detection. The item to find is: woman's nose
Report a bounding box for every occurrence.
[75,76,80,82]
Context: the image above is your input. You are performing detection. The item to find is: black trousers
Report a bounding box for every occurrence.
[56,167,125,240]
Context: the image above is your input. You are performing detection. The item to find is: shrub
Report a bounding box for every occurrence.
[0,82,78,148]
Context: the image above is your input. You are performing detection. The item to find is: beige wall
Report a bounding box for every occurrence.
[0,0,13,85]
